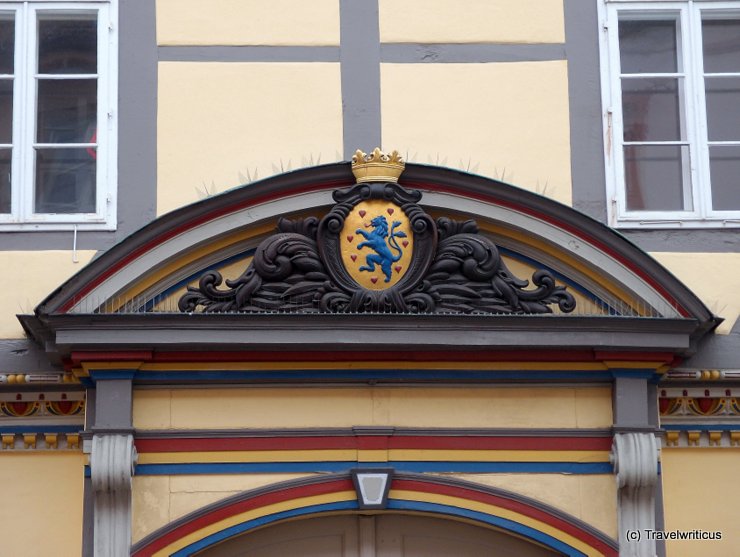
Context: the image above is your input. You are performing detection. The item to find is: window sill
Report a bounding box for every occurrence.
[613,218,740,230]
[0,221,116,232]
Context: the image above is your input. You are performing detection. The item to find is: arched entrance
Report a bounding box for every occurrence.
[198,513,559,557]
[131,474,616,556]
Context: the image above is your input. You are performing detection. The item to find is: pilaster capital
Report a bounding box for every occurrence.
[611,432,659,491]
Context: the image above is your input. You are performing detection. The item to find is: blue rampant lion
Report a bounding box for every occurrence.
[356,215,407,283]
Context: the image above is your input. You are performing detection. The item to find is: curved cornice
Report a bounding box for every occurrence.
[25,163,718,354]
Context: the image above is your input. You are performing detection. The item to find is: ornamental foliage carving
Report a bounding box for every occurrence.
[179,149,575,316]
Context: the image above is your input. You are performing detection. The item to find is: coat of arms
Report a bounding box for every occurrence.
[179,148,576,315]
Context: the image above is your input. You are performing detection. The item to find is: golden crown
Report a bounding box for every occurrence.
[351,148,405,183]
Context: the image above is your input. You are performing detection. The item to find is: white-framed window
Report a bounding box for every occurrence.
[600,0,740,228]
[0,0,116,231]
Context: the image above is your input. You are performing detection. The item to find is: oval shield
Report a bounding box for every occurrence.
[340,200,413,290]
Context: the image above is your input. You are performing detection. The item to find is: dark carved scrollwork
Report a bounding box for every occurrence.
[422,218,575,314]
[178,217,330,313]
[178,188,575,315]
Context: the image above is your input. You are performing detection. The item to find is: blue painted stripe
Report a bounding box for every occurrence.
[134,461,612,476]
[89,369,137,380]
[169,500,586,557]
[663,424,740,431]
[0,425,82,434]
[499,246,619,316]
[172,501,358,556]
[133,369,624,382]
[388,500,587,557]
[140,248,257,312]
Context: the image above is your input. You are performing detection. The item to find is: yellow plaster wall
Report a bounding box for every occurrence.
[133,387,612,430]
[133,473,310,542]
[0,452,84,556]
[381,62,572,205]
[157,62,343,215]
[454,473,617,539]
[651,252,740,334]
[0,250,96,338]
[661,449,740,556]
[133,471,616,543]
[379,0,564,44]
[156,0,339,46]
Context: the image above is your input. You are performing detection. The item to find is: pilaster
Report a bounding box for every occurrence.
[612,432,659,557]
[91,433,137,557]
[86,370,137,557]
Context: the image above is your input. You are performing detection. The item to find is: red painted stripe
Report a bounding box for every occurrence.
[394,479,617,556]
[69,348,675,365]
[71,350,153,364]
[134,435,612,453]
[151,349,601,363]
[405,179,689,317]
[59,179,347,313]
[58,177,690,320]
[135,436,358,453]
[593,351,673,363]
[133,478,353,557]
[133,476,616,557]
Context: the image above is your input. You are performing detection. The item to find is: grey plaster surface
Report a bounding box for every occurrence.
[93,379,133,430]
[565,0,609,224]
[158,45,339,62]
[381,43,566,63]
[339,0,382,158]
[613,377,651,428]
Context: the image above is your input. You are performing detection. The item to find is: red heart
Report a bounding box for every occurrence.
[350,254,357,262]
[359,210,366,217]
[402,240,409,248]
[395,266,402,273]
[346,235,354,243]
[370,277,378,284]
[387,208,394,215]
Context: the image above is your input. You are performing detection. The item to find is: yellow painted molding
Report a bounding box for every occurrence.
[23,433,37,449]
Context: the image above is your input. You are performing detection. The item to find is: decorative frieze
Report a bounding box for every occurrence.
[0,372,79,384]
[659,387,740,448]
[0,431,81,450]
[0,391,85,419]
[0,391,85,450]
[659,387,739,418]
[663,369,740,381]
[662,429,740,448]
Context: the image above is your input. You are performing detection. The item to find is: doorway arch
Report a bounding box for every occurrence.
[131,473,617,557]
[196,512,560,556]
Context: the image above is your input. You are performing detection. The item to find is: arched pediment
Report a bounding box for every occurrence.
[20,160,719,367]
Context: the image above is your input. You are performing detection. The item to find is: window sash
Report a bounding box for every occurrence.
[0,1,116,230]
[602,0,740,227]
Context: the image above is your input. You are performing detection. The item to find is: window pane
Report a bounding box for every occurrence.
[0,79,11,143]
[622,78,682,141]
[0,15,14,74]
[709,146,740,210]
[35,147,96,213]
[38,15,96,74]
[36,79,96,143]
[0,148,9,213]
[624,145,691,211]
[702,18,740,73]
[619,18,678,74]
[705,77,740,141]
